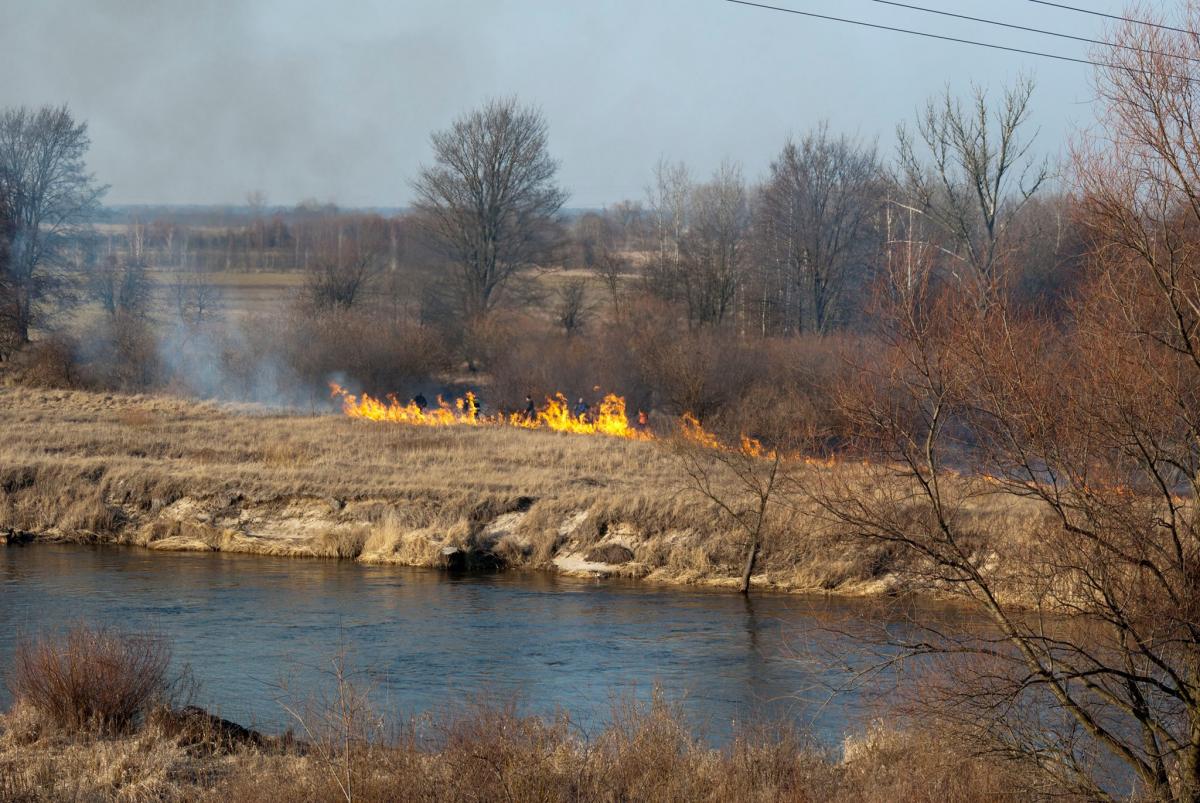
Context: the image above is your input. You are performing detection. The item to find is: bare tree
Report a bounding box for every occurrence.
[798,21,1200,795]
[246,190,268,269]
[88,254,153,318]
[608,199,646,251]
[673,420,787,595]
[590,246,629,320]
[170,266,223,325]
[412,97,567,319]
[124,219,147,267]
[897,78,1048,294]
[680,162,751,327]
[0,185,16,358]
[570,208,629,318]
[554,277,590,337]
[645,159,691,305]
[758,125,882,335]
[572,211,610,269]
[305,215,387,310]
[0,105,106,347]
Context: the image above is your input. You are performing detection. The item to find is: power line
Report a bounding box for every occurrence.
[724,0,1194,81]
[724,0,1103,68]
[1026,1,1197,37]
[864,0,1200,64]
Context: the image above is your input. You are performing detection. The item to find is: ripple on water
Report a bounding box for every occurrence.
[0,543,919,745]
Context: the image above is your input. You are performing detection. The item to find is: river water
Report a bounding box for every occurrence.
[0,544,905,745]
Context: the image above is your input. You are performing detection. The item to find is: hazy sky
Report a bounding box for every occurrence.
[2,0,1137,208]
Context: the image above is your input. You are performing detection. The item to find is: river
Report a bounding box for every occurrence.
[0,543,908,745]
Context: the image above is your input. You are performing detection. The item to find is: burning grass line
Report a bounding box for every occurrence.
[329,382,656,442]
[329,382,850,464]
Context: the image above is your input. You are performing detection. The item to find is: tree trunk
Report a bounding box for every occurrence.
[739,538,760,595]
[15,285,30,345]
[1185,673,1200,803]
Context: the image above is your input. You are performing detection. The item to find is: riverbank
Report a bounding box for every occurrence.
[0,387,1036,596]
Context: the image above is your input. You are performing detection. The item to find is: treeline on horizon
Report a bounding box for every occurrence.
[0,74,1082,443]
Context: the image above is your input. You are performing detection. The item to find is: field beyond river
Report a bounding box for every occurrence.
[0,387,1032,596]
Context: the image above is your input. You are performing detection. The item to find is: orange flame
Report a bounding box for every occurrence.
[329,382,842,466]
[330,383,651,441]
[680,412,722,450]
[330,384,483,428]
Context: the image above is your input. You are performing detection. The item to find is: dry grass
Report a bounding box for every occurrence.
[0,693,1047,803]
[0,386,1038,594]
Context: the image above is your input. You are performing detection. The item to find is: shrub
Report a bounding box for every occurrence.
[486,324,608,410]
[275,306,454,401]
[7,625,171,734]
[3,335,78,388]
[76,313,164,391]
[628,322,768,421]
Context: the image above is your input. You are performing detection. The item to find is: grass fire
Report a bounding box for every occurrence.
[329,382,794,459]
[329,382,655,441]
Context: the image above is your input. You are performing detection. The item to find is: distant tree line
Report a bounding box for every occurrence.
[0,79,1086,422]
[0,81,1084,346]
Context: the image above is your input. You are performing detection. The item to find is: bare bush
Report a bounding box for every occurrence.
[631,323,765,420]
[211,708,1032,801]
[303,215,388,310]
[75,312,162,391]
[277,307,453,402]
[8,625,171,735]
[554,277,590,337]
[3,335,76,388]
[482,316,634,411]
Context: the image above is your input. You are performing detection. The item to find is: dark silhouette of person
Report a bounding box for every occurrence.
[412,393,428,411]
[523,394,536,422]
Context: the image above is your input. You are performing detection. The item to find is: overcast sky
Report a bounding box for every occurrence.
[2,0,1138,208]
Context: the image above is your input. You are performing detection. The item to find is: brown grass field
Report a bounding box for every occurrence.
[96,262,629,323]
[148,269,306,317]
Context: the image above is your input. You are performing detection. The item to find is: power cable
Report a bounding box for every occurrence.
[863,0,1200,64]
[724,0,1194,81]
[1026,1,1197,37]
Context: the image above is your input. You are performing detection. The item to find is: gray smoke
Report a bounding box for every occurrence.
[1,0,1091,210]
